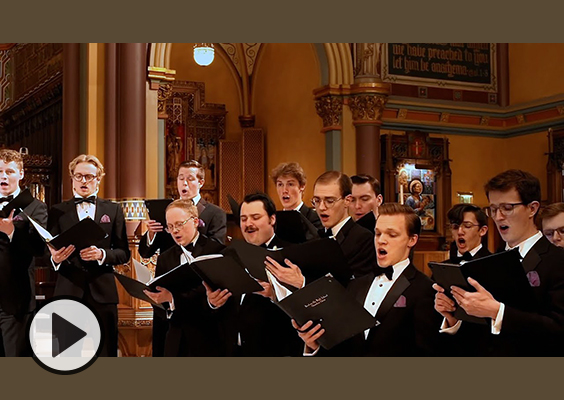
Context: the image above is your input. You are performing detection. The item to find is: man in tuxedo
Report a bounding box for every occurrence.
[143,199,225,356]
[312,171,376,278]
[139,160,226,258]
[294,203,441,356]
[539,202,564,248]
[205,192,301,356]
[0,149,47,356]
[434,169,564,356]
[48,154,130,357]
[270,162,322,229]
[444,203,490,263]
[349,174,383,233]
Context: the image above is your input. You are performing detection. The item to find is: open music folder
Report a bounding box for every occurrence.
[276,275,378,350]
[0,188,35,218]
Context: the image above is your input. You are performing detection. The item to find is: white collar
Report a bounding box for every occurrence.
[284,201,304,212]
[264,233,276,248]
[329,216,351,237]
[457,243,483,258]
[377,258,410,281]
[191,193,202,206]
[505,231,543,258]
[180,232,200,257]
[73,189,99,199]
[5,186,21,198]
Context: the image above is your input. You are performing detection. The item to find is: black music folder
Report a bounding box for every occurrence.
[113,273,165,309]
[223,239,275,282]
[429,249,534,324]
[227,194,240,220]
[190,255,264,296]
[144,199,173,226]
[355,212,376,233]
[0,188,35,218]
[277,275,378,350]
[25,212,107,251]
[275,210,319,244]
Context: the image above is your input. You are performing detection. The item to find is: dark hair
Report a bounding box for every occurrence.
[271,162,307,187]
[378,203,421,237]
[484,169,541,205]
[447,203,488,227]
[351,174,381,196]
[539,202,564,222]
[314,171,352,197]
[178,160,205,180]
[241,192,277,217]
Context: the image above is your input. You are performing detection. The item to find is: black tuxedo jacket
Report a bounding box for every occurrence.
[138,197,227,258]
[216,235,302,356]
[47,198,130,304]
[299,204,323,230]
[454,236,564,356]
[323,264,442,356]
[154,234,226,356]
[335,218,377,279]
[0,198,47,316]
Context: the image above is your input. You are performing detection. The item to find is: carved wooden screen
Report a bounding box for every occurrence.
[163,81,226,204]
[547,128,564,204]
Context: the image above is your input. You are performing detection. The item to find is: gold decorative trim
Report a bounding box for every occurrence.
[480,116,490,125]
[398,109,408,119]
[558,106,564,115]
[147,66,176,83]
[157,83,173,115]
[516,114,526,124]
[440,113,450,123]
[315,96,343,128]
[348,94,387,123]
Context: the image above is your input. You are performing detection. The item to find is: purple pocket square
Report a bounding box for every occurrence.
[393,295,407,308]
[197,218,205,228]
[100,214,111,224]
[12,215,24,222]
[527,271,540,287]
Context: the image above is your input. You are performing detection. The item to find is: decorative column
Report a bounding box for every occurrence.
[62,43,81,199]
[104,43,118,200]
[349,43,390,182]
[117,43,147,230]
[314,90,343,171]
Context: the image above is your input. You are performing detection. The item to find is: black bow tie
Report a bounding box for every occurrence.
[453,252,473,263]
[0,195,14,203]
[318,228,333,238]
[377,266,394,280]
[184,243,194,252]
[74,196,96,205]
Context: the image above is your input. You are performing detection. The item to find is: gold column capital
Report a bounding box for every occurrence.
[315,95,343,132]
[348,93,388,126]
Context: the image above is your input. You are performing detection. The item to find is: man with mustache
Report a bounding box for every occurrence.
[139,160,226,258]
[205,192,301,356]
[434,170,564,356]
[0,149,47,356]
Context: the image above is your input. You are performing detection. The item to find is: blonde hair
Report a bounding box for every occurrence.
[69,154,105,178]
[165,199,198,219]
[0,149,24,171]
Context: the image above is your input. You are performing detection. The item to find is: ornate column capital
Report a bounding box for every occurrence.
[315,95,343,132]
[348,93,388,125]
[157,82,173,117]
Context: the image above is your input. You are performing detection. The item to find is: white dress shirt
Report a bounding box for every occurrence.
[0,186,20,242]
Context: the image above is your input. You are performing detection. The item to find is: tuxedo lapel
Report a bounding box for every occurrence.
[522,237,547,273]
[191,235,207,258]
[196,198,207,216]
[335,219,353,245]
[375,265,414,321]
[60,199,80,228]
[353,273,374,305]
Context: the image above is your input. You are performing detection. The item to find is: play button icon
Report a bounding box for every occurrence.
[51,312,87,357]
[28,297,102,375]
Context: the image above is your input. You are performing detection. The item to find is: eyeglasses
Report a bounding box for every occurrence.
[72,173,97,183]
[311,197,343,209]
[449,222,481,230]
[543,226,564,239]
[485,203,525,217]
[165,218,194,233]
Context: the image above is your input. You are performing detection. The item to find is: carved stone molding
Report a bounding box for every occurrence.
[315,96,343,128]
[348,94,387,123]
[157,83,173,115]
[353,43,383,80]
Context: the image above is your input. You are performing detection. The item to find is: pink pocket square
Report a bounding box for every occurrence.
[197,218,205,228]
[12,215,24,222]
[527,271,540,287]
[100,214,111,223]
[393,295,407,308]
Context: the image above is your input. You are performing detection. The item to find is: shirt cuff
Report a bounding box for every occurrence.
[50,256,61,271]
[303,344,320,356]
[491,302,504,335]
[6,228,14,242]
[166,297,175,319]
[97,249,107,265]
[439,318,462,334]
[207,298,219,310]
[147,231,156,246]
